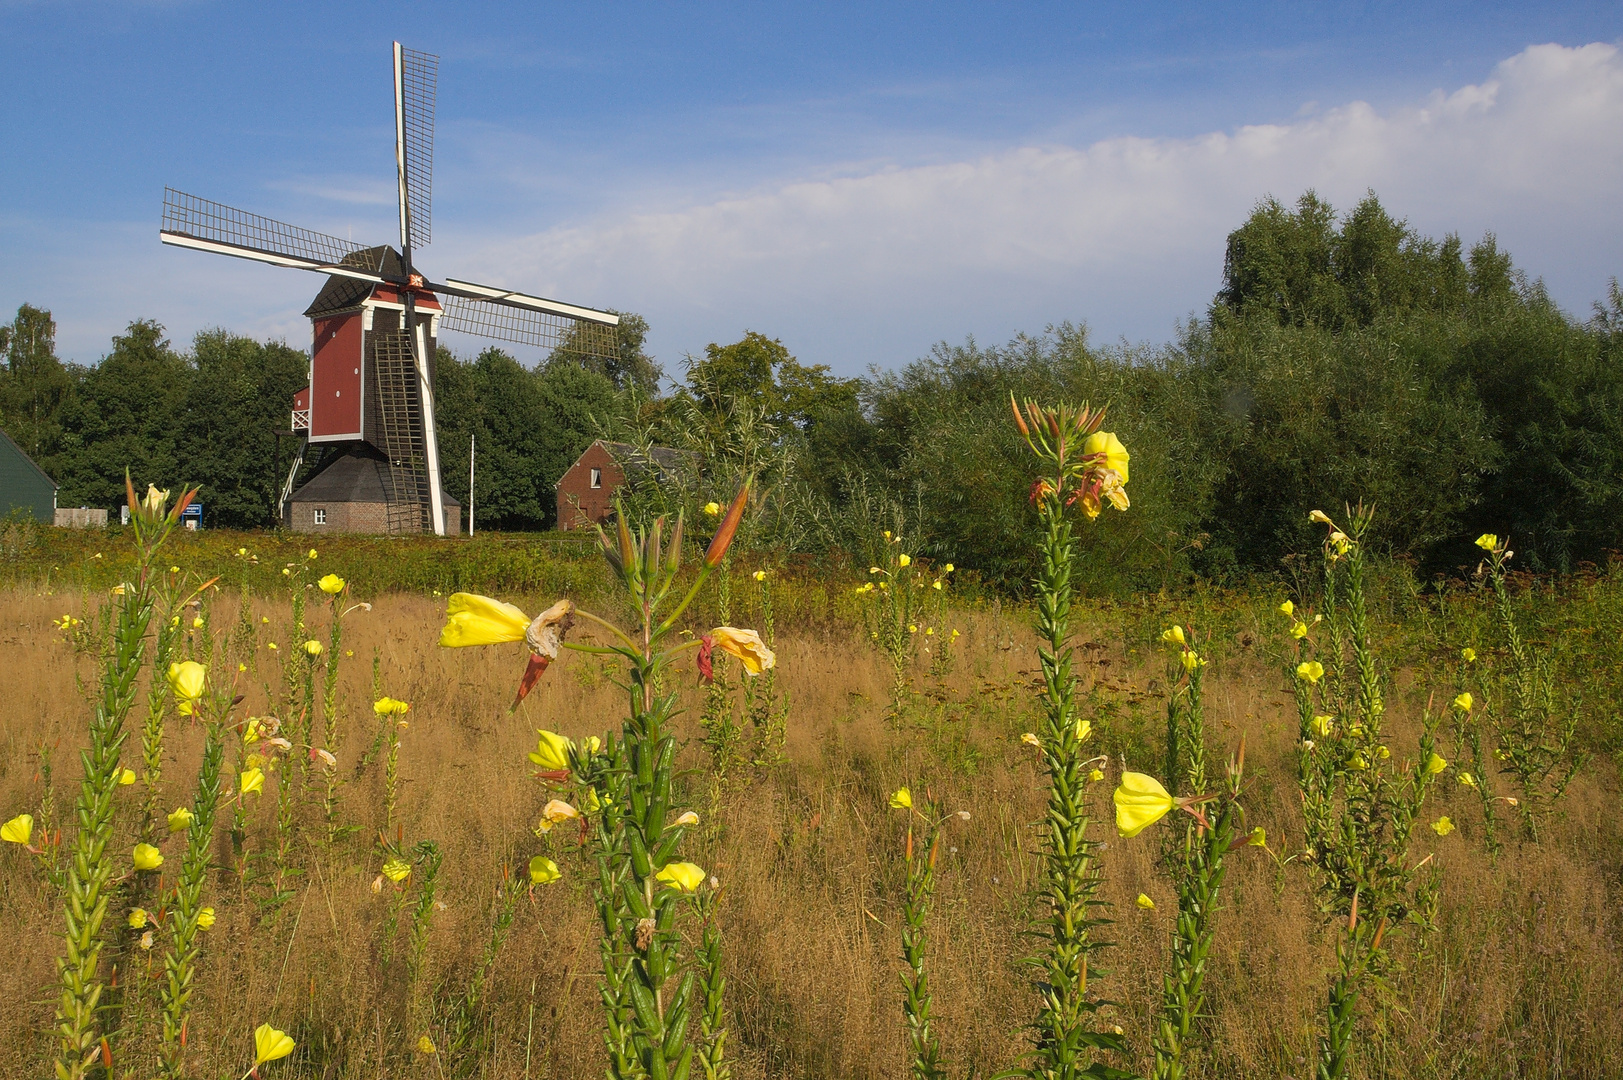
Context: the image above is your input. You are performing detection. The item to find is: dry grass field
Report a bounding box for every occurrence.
[1,571,1620,1079]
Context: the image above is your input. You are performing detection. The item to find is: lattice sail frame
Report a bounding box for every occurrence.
[439,295,619,359]
[162,189,383,271]
[398,46,437,250]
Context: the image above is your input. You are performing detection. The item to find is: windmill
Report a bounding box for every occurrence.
[161,42,619,535]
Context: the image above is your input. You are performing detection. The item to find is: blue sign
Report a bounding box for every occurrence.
[181,502,203,529]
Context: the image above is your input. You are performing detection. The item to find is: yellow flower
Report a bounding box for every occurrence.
[191,616,204,629]
[261,616,270,623]
[673,810,700,826]
[197,907,215,929]
[267,642,278,650]
[307,548,318,559]
[303,640,322,656]
[908,624,917,634]
[528,856,561,884]
[1278,599,1294,617]
[528,730,574,772]
[1021,732,1040,747]
[373,697,411,716]
[703,501,721,516]
[254,1023,296,1065]
[1461,647,1476,663]
[657,862,706,891]
[240,768,265,796]
[932,580,943,590]
[1088,768,1105,782]
[883,530,892,541]
[1135,893,1155,910]
[1290,621,1308,639]
[128,907,148,928]
[1376,745,1390,759]
[1311,715,1334,737]
[382,858,411,883]
[943,563,954,573]
[1180,650,1205,674]
[418,1035,438,1055]
[899,554,911,568]
[582,735,602,755]
[1453,692,1473,712]
[1160,625,1185,647]
[1426,753,1448,775]
[1309,510,1333,525]
[1,813,33,845]
[538,799,580,832]
[439,592,531,647]
[143,485,170,515]
[1474,534,1499,552]
[167,807,194,833]
[1248,827,1267,847]
[318,573,345,595]
[1459,772,1477,788]
[132,843,163,871]
[118,767,136,786]
[710,627,775,675]
[1114,772,1175,838]
[1083,430,1130,484]
[889,787,912,810]
[1349,754,1368,770]
[1431,816,1455,836]
[753,569,767,581]
[1296,661,1325,684]
[1075,718,1092,742]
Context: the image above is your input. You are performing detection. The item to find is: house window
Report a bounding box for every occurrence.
[313,508,327,525]
[590,467,602,489]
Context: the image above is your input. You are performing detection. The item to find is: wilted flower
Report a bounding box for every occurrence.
[140,929,154,950]
[1296,661,1325,684]
[1426,753,1448,775]
[889,787,912,810]
[1136,893,1155,910]
[1021,732,1040,747]
[1,813,33,845]
[1114,772,1175,838]
[167,806,194,833]
[528,856,561,884]
[1431,816,1456,836]
[1453,692,1474,712]
[1309,510,1333,525]
[710,627,775,675]
[382,858,411,883]
[656,862,706,891]
[538,799,580,832]
[254,1023,296,1066]
[311,747,336,768]
[318,573,345,595]
[528,730,574,773]
[132,843,163,871]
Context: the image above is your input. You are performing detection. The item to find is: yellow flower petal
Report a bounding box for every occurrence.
[1114,772,1175,838]
[439,593,530,648]
[132,843,163,871]
[1248,827,1267,847]
[1460,647,1476,663]
[318,573,346,595]
[1426,753,1448,775]
[710,627,775,676]
[528,856,561,884]
[1453,692,1473,712]
[889,787,912,810]
[418,1035,438,1055]
[1,813,33,845]
[196,907,215,929]
[254,1023,296,1065]
[1474,534,1499,552]
[167,807,194,833]
[166,659,207,717]
[1431,816,1455,836]
[656,861,706,891]
[1296,661,1325,684]
[1278,599,1294,617]
[373,697,410,716]
[1160,625,1185,646]
[528,730,574,772]
[1136,892,1155,910]
[382,858,411,883]
[118,767,137,786]
[240,767,265,796]
[128,907,148,928]
[1083,430,1130,484]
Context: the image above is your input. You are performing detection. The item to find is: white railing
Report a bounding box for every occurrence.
[291,408,310,431]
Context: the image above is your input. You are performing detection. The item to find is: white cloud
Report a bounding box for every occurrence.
[457,41,1623,372]
[11,42,1623,374]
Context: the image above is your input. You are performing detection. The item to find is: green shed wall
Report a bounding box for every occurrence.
[0,431,57,522]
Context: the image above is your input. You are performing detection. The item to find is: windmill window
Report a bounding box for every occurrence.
[590,468,602,489]
[313,508,327,525]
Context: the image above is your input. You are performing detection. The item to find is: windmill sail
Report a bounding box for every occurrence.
[394,44,437,254]
[438,294,620,357]
[161,189,385,278]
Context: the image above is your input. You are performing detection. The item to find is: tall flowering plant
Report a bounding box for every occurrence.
[439,484,772,1080]
[1011,396,1131,1080]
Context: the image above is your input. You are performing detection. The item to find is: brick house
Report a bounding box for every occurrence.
[556,440,689,530]
[286,443,461,535]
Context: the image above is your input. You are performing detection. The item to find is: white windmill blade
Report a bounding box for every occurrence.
[437,293,621,357]
[159,188,387,282]
[394,42,437,258]
[432,277,621,325]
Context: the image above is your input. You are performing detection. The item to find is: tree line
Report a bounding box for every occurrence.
[5,189,1621,591]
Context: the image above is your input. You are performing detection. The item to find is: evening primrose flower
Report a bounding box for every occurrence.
[538,799,580,832]
[382,858,411,883]
[1075,718,1092,742]
[1278,600,1295,617]
[191,616,205,629]
[1426,753,1448,775]
[1296,661,1325,684]
[166,661,208,718]
[119,768,137,786]
[140,930,154,950]
[657,862,706,891]
[709,627,775,675]
[254,1023,296,1066]
[1431,816,1455,836]
[753,569,767,582]
[440,593,576,704]
[373,697,410,717]
[1,813,33,845]
[1453,692,1474,712]
[1349,754,1368,771]
[133,843,163,871]
[197,907,215,929]
[528,856,561,884]
[240,768,265,796]
[1088,768,1105,782]
[528,730,574,773]
[944,563,954,573]
[167,806,194,833]
[128,908,149,928]
[418,1035,437,1055]
[1084,431,1130,484]
[673,810,700,827]
[1475,534,1499,552]
[889,787,912,810]
[1136,893,1155,910]
[1461,647,1477,663]
[307,549,318,559]
[703,501,721,516]
[1290,621,1309,639]
[1311,715,1334,737]
[1248,827,1267,847]
[318,573,345,595]
[898,554,911,568]
[1459,772,1478,789]
[1114,772,1175,838]
[303,640,322,657]
[1309,510,1333,525]
[1180,650,1205,674]
[1021,732,1040,747]
[1160,625,1185,647]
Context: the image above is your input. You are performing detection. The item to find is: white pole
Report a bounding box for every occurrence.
[469,433,475,537]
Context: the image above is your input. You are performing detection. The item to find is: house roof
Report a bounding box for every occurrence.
[289,443,458,507]
[559,439,695,488]
[0,427,57,490]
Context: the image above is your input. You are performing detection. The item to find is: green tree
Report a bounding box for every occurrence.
[0,303,72,461]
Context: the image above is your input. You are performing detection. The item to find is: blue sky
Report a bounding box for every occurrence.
[3,2,1621,376]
